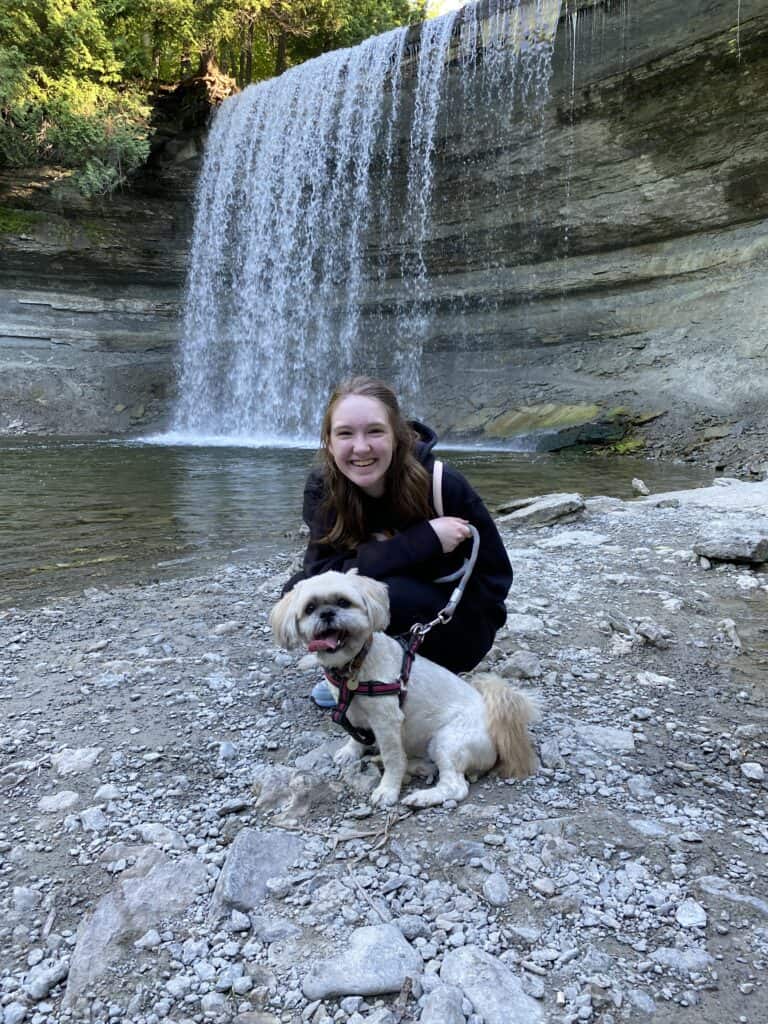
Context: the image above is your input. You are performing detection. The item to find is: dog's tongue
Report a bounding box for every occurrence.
[308,632,341,653]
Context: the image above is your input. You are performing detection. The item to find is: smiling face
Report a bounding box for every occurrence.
[327,395,395,497]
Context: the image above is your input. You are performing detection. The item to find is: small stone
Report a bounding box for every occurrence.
[632,478,650,496]
[51,747,102,776]
[22,959,69,1001]
[3,1002,28,1024]
[740,762,764,782]
[80,806,108,832]
[134,929,162,949]
[230,910,252,932]
[675,899,707,929]
[504,650,542,679]
[483,873,511,907]
[37,791,80,813]
[532,877,556,898]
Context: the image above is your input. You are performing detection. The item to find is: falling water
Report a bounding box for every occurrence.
[172,0,561,443]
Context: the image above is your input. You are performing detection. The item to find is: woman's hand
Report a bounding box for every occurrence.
[429,516,472,553]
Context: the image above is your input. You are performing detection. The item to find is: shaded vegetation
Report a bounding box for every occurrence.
[0,1,426,195]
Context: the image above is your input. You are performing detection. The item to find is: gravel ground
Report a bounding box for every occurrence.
[1,479,767,1024]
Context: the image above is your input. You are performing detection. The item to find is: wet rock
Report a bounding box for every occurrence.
[632,478,650,496]
[302,924,422,999]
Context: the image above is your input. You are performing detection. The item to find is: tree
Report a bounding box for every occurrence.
[0,0,426,190]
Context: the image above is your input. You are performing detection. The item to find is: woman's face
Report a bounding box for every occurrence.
[327,394,395,498]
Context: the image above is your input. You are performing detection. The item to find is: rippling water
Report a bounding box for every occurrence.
[0,439,712,607]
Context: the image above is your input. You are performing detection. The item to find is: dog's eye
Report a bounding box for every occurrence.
[304,602,316,615]
[337,598,350,608]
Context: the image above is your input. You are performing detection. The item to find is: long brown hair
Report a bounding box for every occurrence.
[318,377,432,549]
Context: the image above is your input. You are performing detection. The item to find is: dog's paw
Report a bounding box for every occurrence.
[370,783,400,807]
[297,653,319,671]
[401,788,444,809]
[333,741,364,766]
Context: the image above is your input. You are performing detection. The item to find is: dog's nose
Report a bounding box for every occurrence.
[319,608,335,623]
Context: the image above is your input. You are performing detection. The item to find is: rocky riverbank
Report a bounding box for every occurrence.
[1,479,767,1024]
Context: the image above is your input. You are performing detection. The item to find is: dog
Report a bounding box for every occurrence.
[270,570,539,808]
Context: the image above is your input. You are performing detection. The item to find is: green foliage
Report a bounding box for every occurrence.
[0,0,424,193]
[0,204,44,233]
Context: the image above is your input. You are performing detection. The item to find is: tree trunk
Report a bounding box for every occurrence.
[275,30,287,76]
[245,20,254,83]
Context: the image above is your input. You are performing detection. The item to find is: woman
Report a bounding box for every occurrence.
[287,376,513,705]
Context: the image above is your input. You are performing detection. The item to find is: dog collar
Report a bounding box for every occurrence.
[323,636,373,692]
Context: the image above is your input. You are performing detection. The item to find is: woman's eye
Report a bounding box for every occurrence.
[304,602,316,615]
[337,598,350,608]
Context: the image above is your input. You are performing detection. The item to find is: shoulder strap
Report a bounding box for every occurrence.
[432,459,444,516]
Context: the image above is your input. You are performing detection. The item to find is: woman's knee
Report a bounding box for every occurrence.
[418,619,495,674]
[382,576,446,634]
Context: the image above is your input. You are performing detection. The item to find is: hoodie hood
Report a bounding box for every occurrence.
[410,420,439,469]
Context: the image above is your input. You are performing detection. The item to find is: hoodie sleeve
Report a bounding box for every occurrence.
[439,466,513,607]
[301,469,442,578]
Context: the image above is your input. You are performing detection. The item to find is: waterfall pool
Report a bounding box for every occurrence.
[0,438,713,608]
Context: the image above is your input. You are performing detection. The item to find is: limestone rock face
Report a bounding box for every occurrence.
[0,169,186,435]
[388,0,768,444]
[1,0,767,443]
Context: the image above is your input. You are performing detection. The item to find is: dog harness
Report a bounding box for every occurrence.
[324,633,422,747]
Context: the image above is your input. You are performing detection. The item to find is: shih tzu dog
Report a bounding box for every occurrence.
[270,570,539,808]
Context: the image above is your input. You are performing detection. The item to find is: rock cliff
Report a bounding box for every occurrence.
[0,0,766,459]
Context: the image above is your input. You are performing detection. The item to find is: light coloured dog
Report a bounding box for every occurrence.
[270,570,539,808]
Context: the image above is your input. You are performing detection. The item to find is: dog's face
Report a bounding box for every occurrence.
[270,570,390,667]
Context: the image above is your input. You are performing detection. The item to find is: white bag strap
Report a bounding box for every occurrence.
[431,459,444,516]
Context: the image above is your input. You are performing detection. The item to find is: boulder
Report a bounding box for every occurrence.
[302,924,422,999]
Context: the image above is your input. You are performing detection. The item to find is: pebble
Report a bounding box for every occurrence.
[675,899,707,929]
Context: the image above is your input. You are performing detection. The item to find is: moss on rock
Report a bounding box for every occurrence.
[0,206,45,234]
[484,402,602,438]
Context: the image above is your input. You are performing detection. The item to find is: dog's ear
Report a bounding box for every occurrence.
[354,575,390,633]
[269,587,302,649]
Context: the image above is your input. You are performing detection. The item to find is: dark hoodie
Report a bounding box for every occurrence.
[297,422,512,622]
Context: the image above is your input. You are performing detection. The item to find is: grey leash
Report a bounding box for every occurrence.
[408,524,481,642]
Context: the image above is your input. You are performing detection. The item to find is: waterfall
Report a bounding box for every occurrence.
[172,0,560,444]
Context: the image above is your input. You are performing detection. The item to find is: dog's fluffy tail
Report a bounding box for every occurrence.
[471,672,540,779]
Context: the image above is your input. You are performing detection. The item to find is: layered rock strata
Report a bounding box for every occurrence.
[0,0,766,448]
